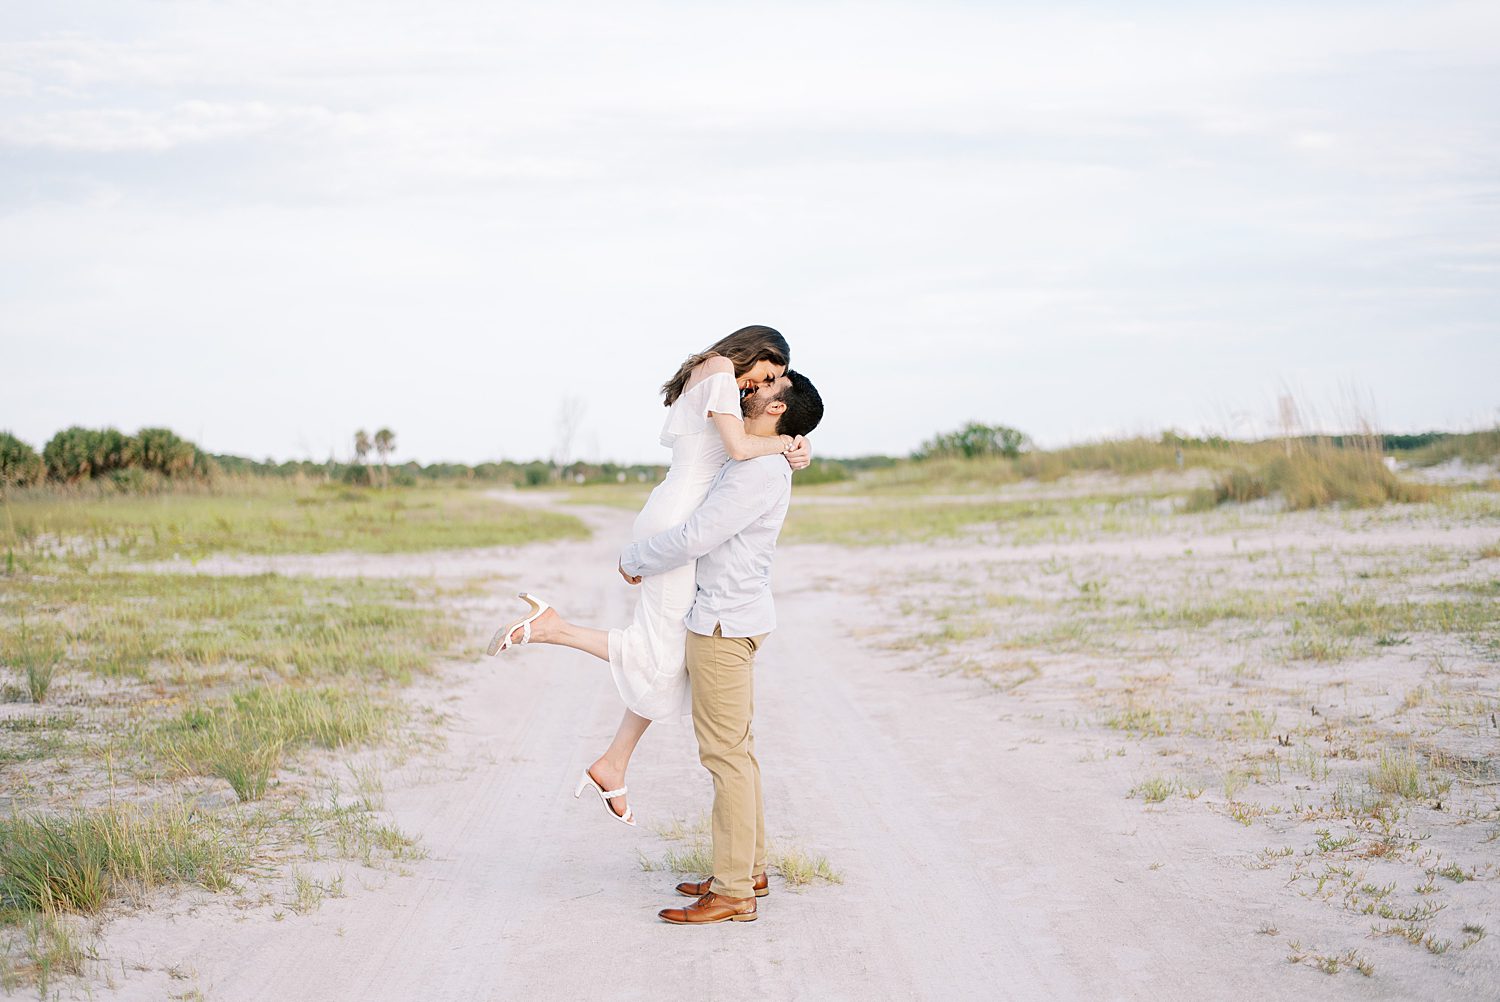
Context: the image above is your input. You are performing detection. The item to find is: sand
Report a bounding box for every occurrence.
[87,496,1496,1001]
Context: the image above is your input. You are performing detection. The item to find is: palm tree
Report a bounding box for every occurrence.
[354,430,372,484]
[374,428,395,487]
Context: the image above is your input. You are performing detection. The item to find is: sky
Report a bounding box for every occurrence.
[3,1,1497,465]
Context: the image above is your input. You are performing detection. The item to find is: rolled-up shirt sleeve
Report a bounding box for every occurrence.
[620,463,772,579]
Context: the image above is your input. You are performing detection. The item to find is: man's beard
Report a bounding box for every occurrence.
[741,387,771,420]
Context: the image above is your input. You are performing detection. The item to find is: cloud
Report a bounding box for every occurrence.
[0,100,364,151]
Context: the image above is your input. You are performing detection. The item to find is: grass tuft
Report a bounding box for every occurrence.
[287,867,345,915]
[768,847,843,887]
[659,843,715,875]
[156,686,392,801]
[0,804,242,915]
[0,622,64,703]
[1105,703,1172,737]
[1369,749,1423,799]
[1209,441,1436,511]
[1129,776,1177,803]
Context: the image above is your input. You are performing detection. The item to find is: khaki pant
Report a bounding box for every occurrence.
[684,625,768,899]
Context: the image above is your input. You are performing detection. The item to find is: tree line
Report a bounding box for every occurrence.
[0,426,674,491]
[1,427,210,487]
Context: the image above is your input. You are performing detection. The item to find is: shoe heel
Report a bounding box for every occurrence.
[731,912,758,922]
[573,771,589,799]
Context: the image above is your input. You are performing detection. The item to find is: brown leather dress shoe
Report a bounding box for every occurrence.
[658,892,758,925]
[676,872,769,898]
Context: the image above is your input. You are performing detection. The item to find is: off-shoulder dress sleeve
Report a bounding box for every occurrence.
[660,370,742,446]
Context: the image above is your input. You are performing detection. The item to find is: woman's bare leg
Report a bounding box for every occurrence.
[502,608,609,661]
[587,709,651,818]
[496,606,647,818]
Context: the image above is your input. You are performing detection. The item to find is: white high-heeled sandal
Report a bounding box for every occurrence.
[486,592,552,656]
[575,768,635,826]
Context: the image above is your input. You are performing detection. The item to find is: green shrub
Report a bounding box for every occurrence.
[42,427,138,482]
[0,431,45,487]
[40,427,94,482]
[38,426,213,486]
[915,422,1028,460]
[1213,467,1270,504]
[136,427,197,476]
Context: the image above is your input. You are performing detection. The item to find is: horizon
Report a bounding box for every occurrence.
[5,415,1494,471]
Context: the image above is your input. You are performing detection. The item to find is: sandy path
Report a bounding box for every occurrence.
[92,503,1456,1001]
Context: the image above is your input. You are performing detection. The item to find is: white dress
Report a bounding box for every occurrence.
[607,370,743,720]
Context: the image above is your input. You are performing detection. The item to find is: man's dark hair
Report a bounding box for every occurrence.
[775,370,824,439]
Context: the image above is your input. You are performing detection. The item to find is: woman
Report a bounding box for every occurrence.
[486,325,811,825]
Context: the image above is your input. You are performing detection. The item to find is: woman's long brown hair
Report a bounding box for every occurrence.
[660,325,791,406]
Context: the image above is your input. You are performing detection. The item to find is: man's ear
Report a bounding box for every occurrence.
[766,400,788,416]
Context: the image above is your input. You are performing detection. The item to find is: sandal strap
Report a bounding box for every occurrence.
[600,785,627,799]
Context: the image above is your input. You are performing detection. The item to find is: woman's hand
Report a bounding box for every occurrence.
[786,435,812,471]
[619,562,642,585]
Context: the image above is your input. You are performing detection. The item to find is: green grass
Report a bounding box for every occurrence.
[782,498,1037,544]
[1015,438,1248,480]
[1399,428,1500,468]
[1,570,463,683]
[4,482,587,561]
[0,912,95,995]
[0,622,63,703]
[1139,590,1286,628]
[1284,626,1354,662]
[639,837,843,889]
[652,813,711,842]
[781,493,1166,546]
[814,455,1022,495]
[1141,591,1498,658]
[0,804,243,915]
[287,867,345,915]
[156,686,393,801]
[1128,776,1178,803]
[285,801,425,866]
[0,732,66,766]
[639,842,715,874]
[767,847,843,886]
[1369,749,1424,799]
[825,439,1258,497]
[1105,703,1174,737]
[0,485,479,992]
[561,482,656,510]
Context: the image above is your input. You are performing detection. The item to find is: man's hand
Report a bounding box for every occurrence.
[619,561,642,585]
[786,435,812,471]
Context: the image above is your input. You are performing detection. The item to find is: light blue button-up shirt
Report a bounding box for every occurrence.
[619,455,792,638]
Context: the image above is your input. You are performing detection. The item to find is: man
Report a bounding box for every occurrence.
[618,370,824,924]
